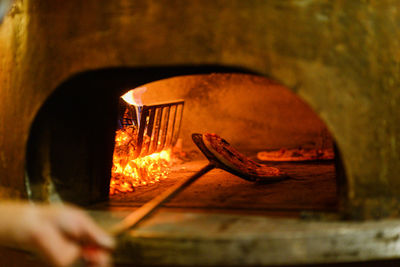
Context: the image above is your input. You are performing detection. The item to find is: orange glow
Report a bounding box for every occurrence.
[121,91,137,106]
[121,86,147,106]
[110,127,171,195]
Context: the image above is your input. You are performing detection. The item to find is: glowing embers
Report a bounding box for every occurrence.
[110,127,171,195]
[110,85,184,195]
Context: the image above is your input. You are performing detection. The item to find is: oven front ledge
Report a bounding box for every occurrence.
[88,209,400,266]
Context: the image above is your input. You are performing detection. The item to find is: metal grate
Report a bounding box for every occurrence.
[118,99,184,159]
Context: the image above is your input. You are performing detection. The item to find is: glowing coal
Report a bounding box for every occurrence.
[110,126,171,195]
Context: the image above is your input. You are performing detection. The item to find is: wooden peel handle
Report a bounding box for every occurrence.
[110,163,215,235]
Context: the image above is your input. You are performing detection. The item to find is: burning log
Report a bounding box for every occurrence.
[110,127,171,195]
[110,88,184,195]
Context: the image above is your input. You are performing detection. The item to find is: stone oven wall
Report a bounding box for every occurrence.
[0,0,399,218]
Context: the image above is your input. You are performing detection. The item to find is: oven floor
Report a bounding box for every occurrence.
[98,159,337,217]
[85,160,400,266]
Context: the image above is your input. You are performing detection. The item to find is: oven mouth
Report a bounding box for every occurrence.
[25,67,344,219]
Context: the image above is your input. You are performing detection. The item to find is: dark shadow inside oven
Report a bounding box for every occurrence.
[25,66,347,217]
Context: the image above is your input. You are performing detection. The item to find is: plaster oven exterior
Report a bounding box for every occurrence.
[0,0,400,265]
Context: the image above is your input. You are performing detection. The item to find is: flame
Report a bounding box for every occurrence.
[121,91,137,106]
[110,127,171,195]
[121,86,147,106]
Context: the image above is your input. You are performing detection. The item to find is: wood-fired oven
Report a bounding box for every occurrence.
[1,1,400,266]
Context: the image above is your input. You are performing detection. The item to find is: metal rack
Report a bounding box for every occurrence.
[119,100,184,159]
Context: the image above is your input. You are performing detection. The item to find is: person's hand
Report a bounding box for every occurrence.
[0,202,115,267]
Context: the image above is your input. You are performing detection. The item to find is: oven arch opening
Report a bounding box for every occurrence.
[25,66,347,218]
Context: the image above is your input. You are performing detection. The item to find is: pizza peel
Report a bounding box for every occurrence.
[191,133,288,182]
[109,133,288,235]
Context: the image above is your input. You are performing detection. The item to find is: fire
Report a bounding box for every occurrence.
[121,86,147,106]
[121,91,137,106]
[110,127,171,195]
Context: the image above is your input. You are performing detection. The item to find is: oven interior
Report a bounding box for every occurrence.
[25,67,343,219]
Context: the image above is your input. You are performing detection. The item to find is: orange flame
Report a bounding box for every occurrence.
[110,127,171,195]
[121,86,147,106]
[121,91,137,106]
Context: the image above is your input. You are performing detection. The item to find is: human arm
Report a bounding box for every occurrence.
[0,202,115,267]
